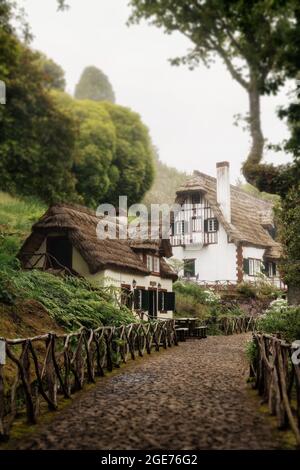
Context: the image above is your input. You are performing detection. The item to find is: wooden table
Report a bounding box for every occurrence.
[175,318,198,337]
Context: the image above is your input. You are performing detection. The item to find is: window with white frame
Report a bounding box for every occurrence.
[268,261,277,277]
[207,218,218,233]
[153,257,160,273]
[146,255,160,273]
[249,258,262,276]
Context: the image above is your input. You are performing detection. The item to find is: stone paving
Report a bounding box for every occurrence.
[13,334,283,450]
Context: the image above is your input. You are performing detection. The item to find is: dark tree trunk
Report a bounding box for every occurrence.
[242,73,266,186]
[248,75,264,165]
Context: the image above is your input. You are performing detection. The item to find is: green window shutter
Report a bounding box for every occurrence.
[215,219,219,231]
[243,258,250,275]
[141,290,149,311]
[165,292,175,311]
[204,219,208,233]
[273,262,277,276]
[134,289,141,309]
[158,291,163,311]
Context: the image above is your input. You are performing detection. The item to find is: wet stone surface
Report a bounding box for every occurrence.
[14,334,282,450]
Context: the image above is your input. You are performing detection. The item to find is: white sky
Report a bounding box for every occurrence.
[20,0,292,183]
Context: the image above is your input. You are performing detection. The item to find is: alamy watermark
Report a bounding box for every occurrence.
[292,340,300,366]
[96,196,181,240]
[0,80,6,105]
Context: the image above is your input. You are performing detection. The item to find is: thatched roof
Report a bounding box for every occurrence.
[19,204,177,279]
[176,171,281,258]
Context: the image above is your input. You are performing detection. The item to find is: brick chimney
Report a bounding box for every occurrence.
[216,161,231,223]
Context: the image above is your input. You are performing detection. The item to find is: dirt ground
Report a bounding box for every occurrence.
[11,333,284,450]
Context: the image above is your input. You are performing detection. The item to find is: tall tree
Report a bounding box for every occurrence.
[53,92,154,207]
[128,0,298,189]
[75,66,116,103]
[0,2,77,203]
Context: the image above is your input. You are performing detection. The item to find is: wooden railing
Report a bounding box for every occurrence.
[217,315,257,335]
[250,333,300,445]
[0,319,177,441]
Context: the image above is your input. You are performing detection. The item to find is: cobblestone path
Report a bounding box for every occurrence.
[13,334,283,450]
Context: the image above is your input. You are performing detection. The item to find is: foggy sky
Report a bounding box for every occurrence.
[21,0,292,183]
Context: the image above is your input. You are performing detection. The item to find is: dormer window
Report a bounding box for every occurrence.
[146,255,160,273]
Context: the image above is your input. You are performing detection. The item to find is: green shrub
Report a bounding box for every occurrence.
[257,305,300,342]
[0,271,16,305]
[174,281,220,305]
[245,339,258,363]
[255,275,282,299]
[236,282,257,298]
[175,292,210,320]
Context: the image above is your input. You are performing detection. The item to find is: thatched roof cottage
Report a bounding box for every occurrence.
[19,204,177,319]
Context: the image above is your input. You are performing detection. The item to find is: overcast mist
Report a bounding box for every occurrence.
[21,0,291,183]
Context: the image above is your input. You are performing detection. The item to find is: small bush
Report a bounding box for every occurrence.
[255,275,282,299]
[174,281,220,305]
[257,305,300,342]
[236,282,257,298]
[175,292,210,320]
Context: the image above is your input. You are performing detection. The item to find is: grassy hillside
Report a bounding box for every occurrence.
[143,157,187,206]
[0,192,135,338]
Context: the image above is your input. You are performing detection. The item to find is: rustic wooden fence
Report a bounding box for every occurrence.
[217,315,257,335]
[250,333,300,445]
[0,319,177,441]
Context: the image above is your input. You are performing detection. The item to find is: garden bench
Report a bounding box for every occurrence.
[175,327,189,342]
[192,326,207,339]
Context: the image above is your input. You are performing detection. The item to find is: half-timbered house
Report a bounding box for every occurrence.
[170,162,283,288]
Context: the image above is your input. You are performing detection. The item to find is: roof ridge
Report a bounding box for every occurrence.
[193,170,273,207]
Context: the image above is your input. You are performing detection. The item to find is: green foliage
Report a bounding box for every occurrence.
[143,150,187,206]
[276,184,300,287]
[175,292,210,321]
[0,192,45,268]
[1,268,136,329]
[0,270,15,304]
[53,92,155,207]
[257,304,300,342]
[0,25,78,204]
[129,0,298,185]
[0,192,135,330]
[236,279,281,300]
[0,6,154,208]
[174,281,220,304]
[102,102,155,206]
[173,281,221,321]
[75,66,115,103]
[236,282,257,299]
[35,52,66,91]
[245,339,258,363]
[236,182,280,204]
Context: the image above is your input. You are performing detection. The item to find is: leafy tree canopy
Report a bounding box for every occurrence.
[53,92,154,207]
[75,66,116,103]
[129,0,299,190]
[0,13,77,204]
[35,52,66,91]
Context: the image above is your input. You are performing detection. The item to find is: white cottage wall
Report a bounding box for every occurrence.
[172,224,237,282]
